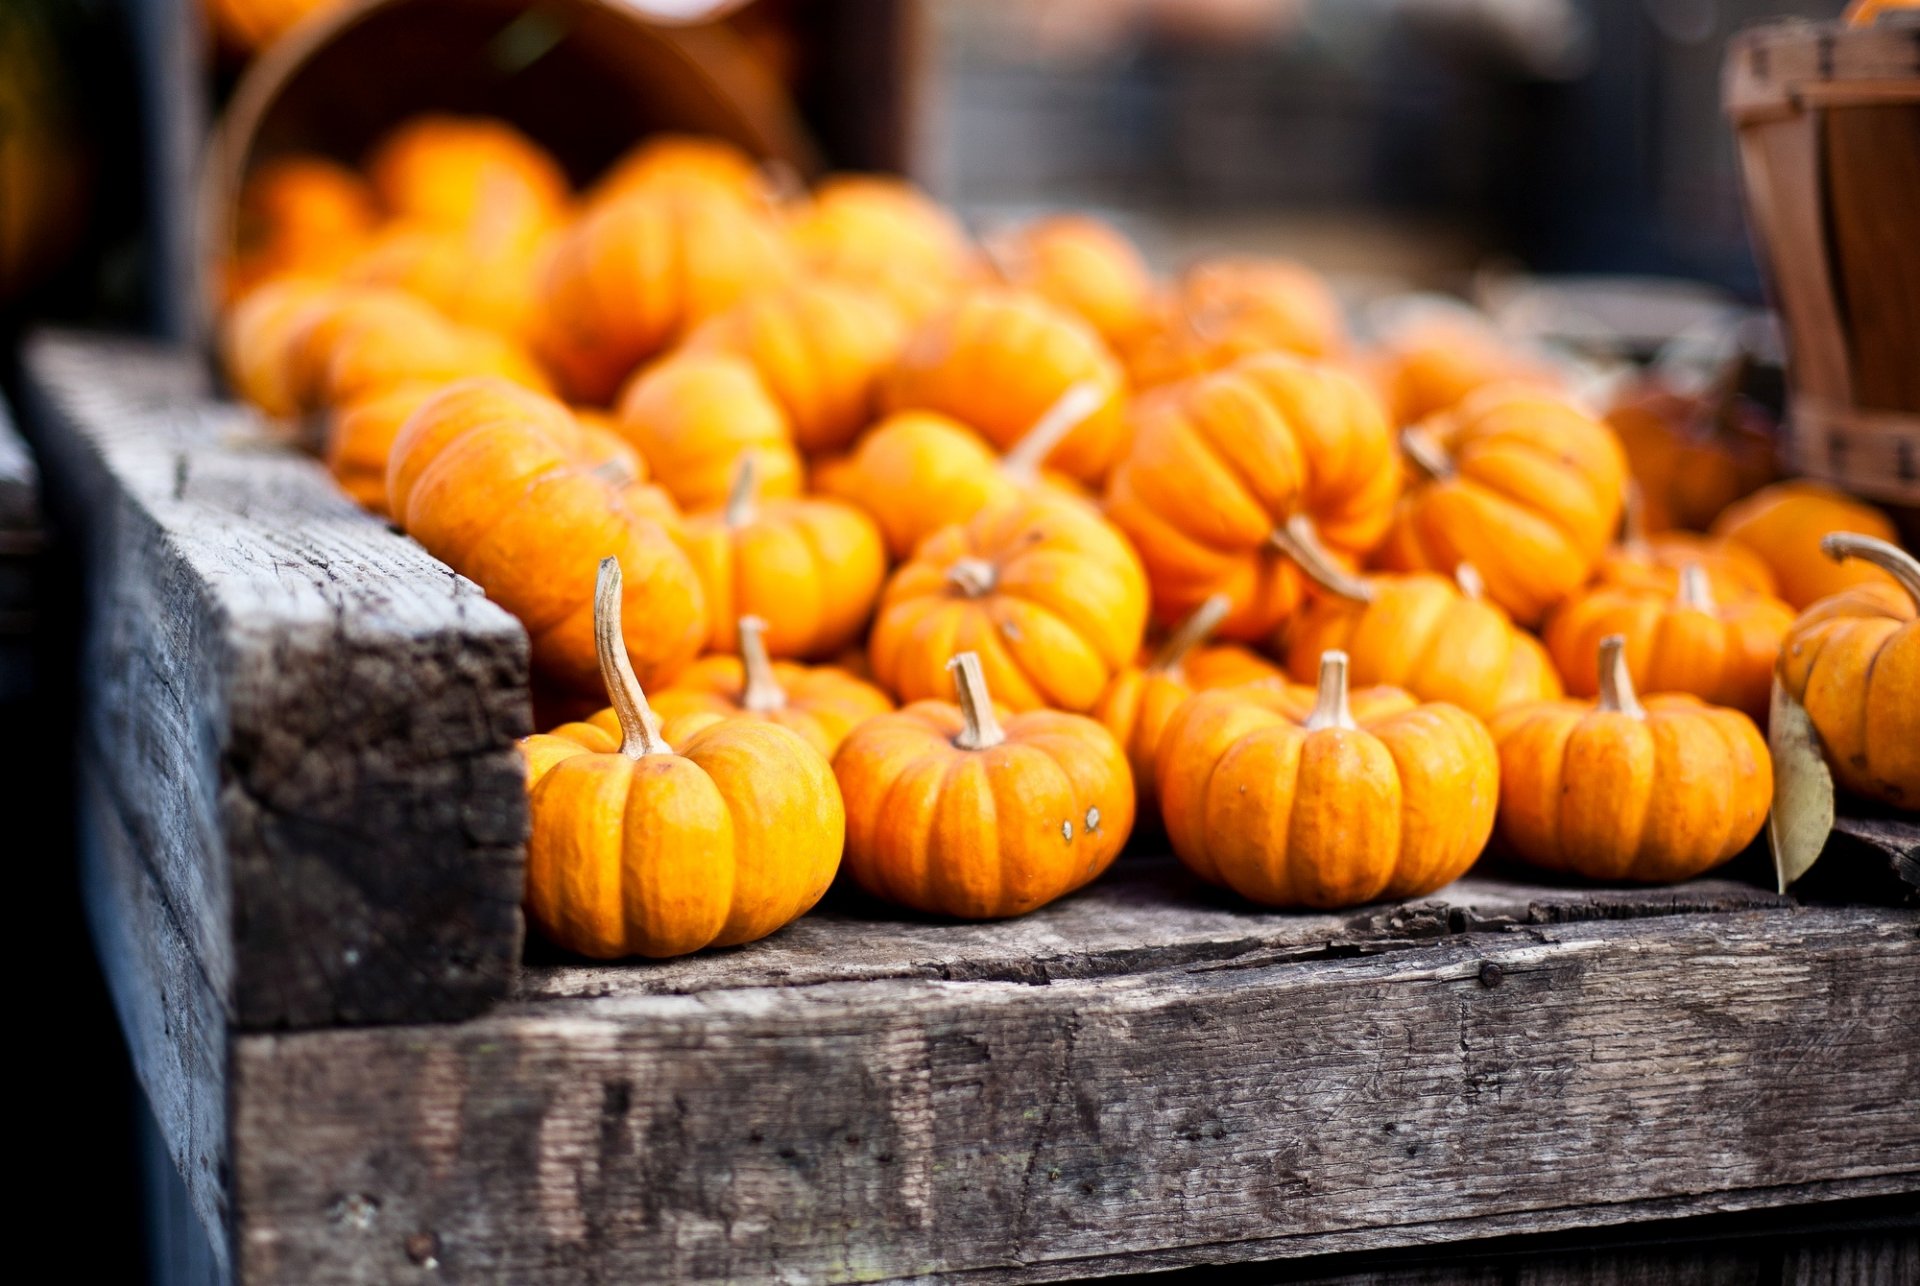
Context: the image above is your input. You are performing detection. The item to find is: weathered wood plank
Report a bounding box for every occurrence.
[21,330,531,1029]
[231,906,1920,1284]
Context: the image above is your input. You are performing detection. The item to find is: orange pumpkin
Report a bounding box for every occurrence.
[1123,256,1345,388]
[1375,385,1628,627]
[678,459,887,659]
[649,615,893,758]
[681,278,908,455]
[1157,649,1499,908]
[1104,351,1401,640]
[282,286,551,411]
[536,189,796,404]
[324,380,440,514]
[521,558,842,958]
[1709,481,1899,610]
[343,218,549,340]
[787,175,975,306]
[387,379,707,693]
[833,651,1134,919]
[882,287,1128,485]
[225,156,378,302]
[1367,312,1560,428]
[1605,379,1778,533]
[1545,564,1795,721]
[614,352,803,513]
[1776,534,1920,809]
[206,0,341,54]
[984,214,1156,349]
[364,114,569,242]
[1279,534,1562,718]
[220,276,339,417]
[869,494,1149,713]
[1594,499,1779,599]
[1488,635,1771,881]
[588,133,775,211]
[1090,594,1245,804]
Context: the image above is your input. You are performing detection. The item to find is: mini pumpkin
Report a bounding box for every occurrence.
[787,175,975,305]
[614,352,803,512]
[1090,593,1244,803]
[882,287,1128,485]
[984,214,1156,349]
[225,156,378,303]
[1594,497,1779,599]
[1709,481,1900,610]
[869,494,1150,713]
[588,133,775,211]
[1123,255,1345,389]
[1368,313,1559,428]
[220,276,339,417]
[1488,634,1771,882]
[678,459,887,659]
[387,379,707,693]
[521,558,843,958]
[324,380,440,514]
[284,286,551,410]
[649,615,893,757]
[1375,385,1628,627]
[833,651,1134,919]
[343,218,549,341]
[1545,563,1795,720]
[1104,350,1401,639]
[364,114,570,243]
[1605,379,1778,534]
[1776,534,1919,809]
[1157,649,1499,908]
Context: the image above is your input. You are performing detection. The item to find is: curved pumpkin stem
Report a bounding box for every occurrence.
[724,455,758,528]
[1619,479,1649,550]
[1000,380,1105,485]
[1595,633,1645,720]
[1822,532,1920,608]
[737,615,787,713]
[1268,513,1374,604]
[1150,593,1232,674]
[1454,562,1486,601]
[593,557,672,758]
[589,457,638,488]
[1675,563,1716,613]
[1303,650,1358,732]
[946,557,999,598]
[948,651,1007,751]
[1399,427,1455,481]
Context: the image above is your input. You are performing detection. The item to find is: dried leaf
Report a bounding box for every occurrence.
[1768,676,1834,893]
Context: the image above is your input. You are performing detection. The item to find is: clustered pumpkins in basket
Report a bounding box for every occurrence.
[218,116,1918,960]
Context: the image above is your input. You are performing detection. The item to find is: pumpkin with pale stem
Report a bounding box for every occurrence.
[387,379,707,693]
[1278,535,1561,718]
[1375,385,1627,627]
[521,559,843,958]
[812,382,1100,561]
[1545,563,1794,720]
[364,114,569,243]
[984,214,1156,349]
[882,288,1128,485]
[1488,635,1771,881]
[614,352,803,513]
[678,460,887,659]
[649,616,893,758]
[1776,535,1920,809]
[1104,351,1401,640]
[1157,650,1498,909]
[833,652,1134,919]
[1123,256,1346,389]
[868,494,1149,712]
[1709,481,1900,610]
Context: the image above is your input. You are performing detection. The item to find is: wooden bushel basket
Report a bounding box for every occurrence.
[1723,14,1920,507]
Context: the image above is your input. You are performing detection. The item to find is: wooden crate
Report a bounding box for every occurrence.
[19,330,1920,1283]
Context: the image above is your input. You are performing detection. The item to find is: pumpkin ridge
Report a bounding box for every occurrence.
[1185,380,1308,537]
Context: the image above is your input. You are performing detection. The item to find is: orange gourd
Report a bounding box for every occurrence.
[1376,385,1628,627]
[343,218,549,340]
[649,615,893,758]
[1605,380,1777,533]
[206,0,341,54]
[1488,635,1771,881]
[869,494,1149,713]
[1709,481,1900,610]
[787,175,975,306]
[1545,563,1794,721]
[614,352,803,512]
[1104,350,1401,640]
[281,286,551,411]
[833,651,1134,919]
[882,287,1128,485]
[387,379,707,694]
[1157,650,1499,908]
[522,558,842,958]
[1090,594,1245,804]
[364,115,569,243]
[588,133,775,210]
[985,214,1156,348]
[220,276,339,417]
[678,460,887,659]
[1123,256,1345,388]
[324,381,440,514]
[1367,313,1560,428]
[225,157,378,302]
[1594,497,1779,599]
[1776,534,1920,809]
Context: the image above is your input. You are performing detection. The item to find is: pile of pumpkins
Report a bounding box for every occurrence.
[219,116,1919,960]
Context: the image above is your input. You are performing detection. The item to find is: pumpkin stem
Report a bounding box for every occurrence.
[1455,562,1486,601]
[1821,532,1920,608]
[1400,427,1455,481]
[1268,513,1374,604]
[1000,381,1105,484]
[737,615,787,712]
[948,651,1007,751]
[1675,563,1716,612]
[589,457,637,488]
[1303,650,1358,732]
[724,456,757,527]
[593,557,672,758]
[1150,593,1231,674]
[1619,479,1649,550]
[946,556,999,598]
[1595,633,1645,720]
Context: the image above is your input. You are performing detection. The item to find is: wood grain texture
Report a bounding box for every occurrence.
[22,330,531,1029]
[230,906,1920,1285]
